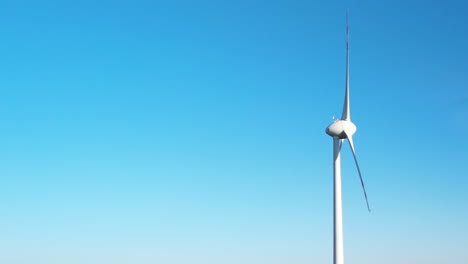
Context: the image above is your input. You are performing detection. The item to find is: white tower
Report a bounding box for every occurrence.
[325,11,370,264]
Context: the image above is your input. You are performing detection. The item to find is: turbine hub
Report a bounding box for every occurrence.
[325,120,357,139]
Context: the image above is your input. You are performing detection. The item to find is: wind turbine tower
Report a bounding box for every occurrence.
[325,11,371,264]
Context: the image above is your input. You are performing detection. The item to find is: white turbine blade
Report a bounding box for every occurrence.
[341,10,350,121]
[344,131,371,212]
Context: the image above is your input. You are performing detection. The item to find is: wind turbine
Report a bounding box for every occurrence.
[325,11,370,264]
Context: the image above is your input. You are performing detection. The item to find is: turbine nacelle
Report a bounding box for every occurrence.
[325,120,356,139]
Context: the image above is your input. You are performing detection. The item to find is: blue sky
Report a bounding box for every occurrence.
[0,0,467,263]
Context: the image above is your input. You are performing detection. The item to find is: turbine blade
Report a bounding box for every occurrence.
[341,10,350,121]
[345,132,371,212]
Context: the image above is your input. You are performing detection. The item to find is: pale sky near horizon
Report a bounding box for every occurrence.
[0,1,467,263]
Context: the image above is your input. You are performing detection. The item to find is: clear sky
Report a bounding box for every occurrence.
[0,0,467,263]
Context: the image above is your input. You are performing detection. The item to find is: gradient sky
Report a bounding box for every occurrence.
[0,1,467,263]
